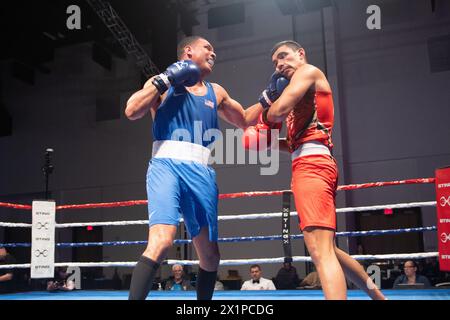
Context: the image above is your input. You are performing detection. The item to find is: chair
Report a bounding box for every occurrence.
[435,282,450,288]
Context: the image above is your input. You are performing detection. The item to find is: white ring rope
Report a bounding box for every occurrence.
[0,222,32,228]
[0,201,437,228]
[335,201,436,214]
[56,220,149,228]
[0,252,438,269]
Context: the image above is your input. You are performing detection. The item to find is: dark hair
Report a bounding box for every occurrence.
[177,36,204,59]
[271,40,303,56]
[404,260,417,268]
[250,264,261,271]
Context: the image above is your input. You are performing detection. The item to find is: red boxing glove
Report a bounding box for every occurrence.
[242,123,271,151]
[242,112,282,151]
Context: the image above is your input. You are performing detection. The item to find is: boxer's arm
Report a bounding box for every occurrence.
[0,273,13,281]
[125,76,165,120]
[213,83,263,129]
[266,65,316,123]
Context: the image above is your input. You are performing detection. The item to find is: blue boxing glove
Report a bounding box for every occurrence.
[258,72,289,109]
[152,60,201,94]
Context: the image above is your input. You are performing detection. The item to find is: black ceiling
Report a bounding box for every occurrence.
[0,0,198,73]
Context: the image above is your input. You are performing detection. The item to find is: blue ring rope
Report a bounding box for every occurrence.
[0,226,437,248]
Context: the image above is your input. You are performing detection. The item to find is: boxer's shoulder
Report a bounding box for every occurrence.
[210,82,228,104]
[293,63,319,79]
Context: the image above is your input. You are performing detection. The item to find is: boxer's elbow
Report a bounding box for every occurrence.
[125,101,141,120]
[124,106,136,120]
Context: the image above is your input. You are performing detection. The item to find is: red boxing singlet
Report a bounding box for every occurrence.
[286,90,334,152]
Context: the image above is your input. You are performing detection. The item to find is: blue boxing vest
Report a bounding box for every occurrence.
[153,82,219,148]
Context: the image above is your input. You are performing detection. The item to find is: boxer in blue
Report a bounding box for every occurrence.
[125,36,276,300]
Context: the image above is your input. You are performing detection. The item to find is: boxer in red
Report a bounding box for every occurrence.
[247,41,386,300]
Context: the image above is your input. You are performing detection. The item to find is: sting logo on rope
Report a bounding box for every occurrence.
[282,208,290,244]
[440,196,450,207]
[34,249,49,257]
[36,222,49,230]
[441,233,450,244]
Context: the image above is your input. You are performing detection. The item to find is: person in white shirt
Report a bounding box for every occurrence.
[241,264,276,290]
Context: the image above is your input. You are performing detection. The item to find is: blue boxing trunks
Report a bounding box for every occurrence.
[146,140,218,241]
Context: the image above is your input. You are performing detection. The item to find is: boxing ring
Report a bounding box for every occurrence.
[1,289,450,300]
[1,177,449,300]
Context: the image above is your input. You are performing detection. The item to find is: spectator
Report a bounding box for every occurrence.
[164,264,194,291]
[357,244,364,255]
[214,276,224,291]
[393,260,431,288]
[274,262,300,289]
[299,271,322,289]
[47,267,75,292]
[225,270,241,281]
[0,246,16,293]
[241,264,276,290]
[222,270,242,290]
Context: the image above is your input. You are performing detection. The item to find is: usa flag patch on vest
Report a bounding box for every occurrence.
[204,99,214,108]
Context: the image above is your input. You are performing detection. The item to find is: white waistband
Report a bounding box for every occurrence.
[152,140,211,166]
[291,141,331,161]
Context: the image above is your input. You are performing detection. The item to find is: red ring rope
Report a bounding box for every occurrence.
[0,177,436,211]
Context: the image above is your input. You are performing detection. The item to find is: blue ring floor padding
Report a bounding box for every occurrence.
[1,289,449,300]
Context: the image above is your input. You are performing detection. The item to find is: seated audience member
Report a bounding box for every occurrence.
[164,264,194,291]
[47,267,75,292]
[214,276,224,291]
[393,260,431,288]
[0,247,16,294]
[274,262,300,289]
[298,271,322,289]
[241,264,276,290]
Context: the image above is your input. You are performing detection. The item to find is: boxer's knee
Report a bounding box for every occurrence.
[197,244,220,271]
[199,251,220,271]
[143,225,176,262]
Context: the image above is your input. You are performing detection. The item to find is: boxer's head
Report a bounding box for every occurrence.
[271,40,306,79]
[177,36,216,76]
